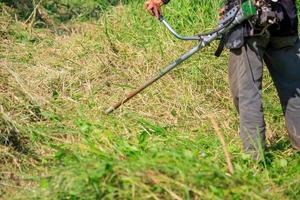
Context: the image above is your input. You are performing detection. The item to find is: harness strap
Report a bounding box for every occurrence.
[215,35,226,57]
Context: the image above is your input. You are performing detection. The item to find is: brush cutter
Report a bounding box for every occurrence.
[105,0,257,114]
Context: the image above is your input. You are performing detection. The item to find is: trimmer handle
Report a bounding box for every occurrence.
[158,15,202,41]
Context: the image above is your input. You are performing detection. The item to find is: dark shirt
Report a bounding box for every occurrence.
[269,0,298,36]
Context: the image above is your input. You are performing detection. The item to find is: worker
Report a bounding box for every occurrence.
[145,0,300,160]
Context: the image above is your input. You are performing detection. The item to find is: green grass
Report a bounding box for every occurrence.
[1,0,300,199]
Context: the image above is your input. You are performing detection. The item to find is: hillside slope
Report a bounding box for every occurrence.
[1,0,300,199]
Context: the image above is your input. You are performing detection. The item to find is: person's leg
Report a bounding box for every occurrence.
[228,36,269,159]
[264,36,300,151]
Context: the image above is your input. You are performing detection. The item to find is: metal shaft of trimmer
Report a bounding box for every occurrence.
[105,42,205,114]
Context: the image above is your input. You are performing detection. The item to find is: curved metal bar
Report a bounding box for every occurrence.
[159,16,202,41]
[159,5,239,41]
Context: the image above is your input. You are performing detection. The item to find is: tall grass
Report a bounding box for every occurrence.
[1,0,300,199]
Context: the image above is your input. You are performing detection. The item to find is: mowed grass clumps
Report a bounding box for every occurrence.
[1,0,300,199]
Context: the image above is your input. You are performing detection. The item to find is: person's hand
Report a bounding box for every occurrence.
[145,0,164,19]
[219,7,225,20]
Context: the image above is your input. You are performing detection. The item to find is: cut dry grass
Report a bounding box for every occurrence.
[1,0,300,199]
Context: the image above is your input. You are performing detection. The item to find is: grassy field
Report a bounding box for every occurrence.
[1,0,300,199]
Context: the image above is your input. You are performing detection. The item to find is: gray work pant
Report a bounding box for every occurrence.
[228,35,300,157]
